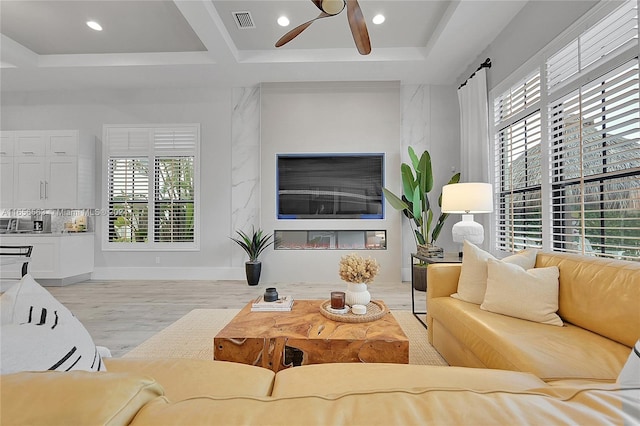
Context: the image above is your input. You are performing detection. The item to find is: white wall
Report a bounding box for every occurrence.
[458,1,599,90]
[1,88,238,279]
[259,82,403,283]
[1,82,461,283]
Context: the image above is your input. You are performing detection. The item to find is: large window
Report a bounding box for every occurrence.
[492,0,639,260]
[494,71,543,251]
[103,125,199,250]
[549,60,639,258]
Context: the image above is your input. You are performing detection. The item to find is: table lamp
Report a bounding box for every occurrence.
[441,183,493,251]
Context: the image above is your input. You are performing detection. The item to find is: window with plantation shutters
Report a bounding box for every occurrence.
[548,59,639,259]
[494,70,543,251]
[491,0,638,261]
[103,124,199,250]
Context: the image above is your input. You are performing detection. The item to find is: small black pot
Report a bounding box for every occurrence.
[245,261,262,286]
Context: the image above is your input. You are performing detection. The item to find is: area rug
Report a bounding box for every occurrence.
[124,308,447,366]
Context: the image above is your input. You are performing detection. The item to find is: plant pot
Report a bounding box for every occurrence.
[245,261,262,286]
[412,264,427,292]
[345,282,371,306]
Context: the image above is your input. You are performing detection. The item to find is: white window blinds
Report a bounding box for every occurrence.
[547,0,638,92]
[494,68,543,251]
[495,111,543,251]
[154,157,195,243]
[548,59,639,259]
[103,124,199,250]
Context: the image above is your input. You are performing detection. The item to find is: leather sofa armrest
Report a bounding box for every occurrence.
[426,263,461,300]
[0,371,164,426]
[426,263,461,343]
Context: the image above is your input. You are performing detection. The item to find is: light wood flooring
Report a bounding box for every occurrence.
[47,280,426,357]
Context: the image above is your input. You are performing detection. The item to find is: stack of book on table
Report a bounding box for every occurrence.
[251,295,294,312]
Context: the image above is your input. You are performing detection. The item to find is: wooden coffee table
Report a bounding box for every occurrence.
[214,299,409,372]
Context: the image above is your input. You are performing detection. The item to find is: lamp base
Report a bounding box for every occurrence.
[452,214,484,245]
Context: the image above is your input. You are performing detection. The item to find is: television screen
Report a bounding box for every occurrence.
[277,154,384,219]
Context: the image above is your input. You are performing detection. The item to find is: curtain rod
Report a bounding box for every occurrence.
[458,58,492,90]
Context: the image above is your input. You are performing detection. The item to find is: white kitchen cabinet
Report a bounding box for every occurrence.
[0,132,14,207]
[1,130,93,209]
[1,157,14,207]
[0,233,94,286]
[14,156,45,208]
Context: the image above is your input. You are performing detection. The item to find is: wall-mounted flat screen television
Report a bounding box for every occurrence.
[277,153,384,219]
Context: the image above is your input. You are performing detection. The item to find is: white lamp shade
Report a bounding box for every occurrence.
[442,183,493,213]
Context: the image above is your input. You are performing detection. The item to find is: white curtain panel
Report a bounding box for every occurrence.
[457,68,490,183]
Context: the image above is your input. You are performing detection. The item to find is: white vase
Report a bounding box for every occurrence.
[345,282,371,306]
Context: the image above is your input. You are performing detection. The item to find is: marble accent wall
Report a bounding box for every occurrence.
[231,86,261,267]
[230,83,459,281]
[400,85,460,280]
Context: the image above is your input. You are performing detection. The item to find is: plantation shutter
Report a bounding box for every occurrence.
[494,70,543,251]
[107,158,149,243]
[547,0,638,93]
[104,124,199,250]
[548,59,640,258]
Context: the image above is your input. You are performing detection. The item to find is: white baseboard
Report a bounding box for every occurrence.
[91,267,245,281]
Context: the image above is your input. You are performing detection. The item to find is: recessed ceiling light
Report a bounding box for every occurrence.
[277,16,290,27]
[86,20,102,31]
[372,14,385,25]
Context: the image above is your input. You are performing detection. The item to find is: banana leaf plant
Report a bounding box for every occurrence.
[382,147,460,247]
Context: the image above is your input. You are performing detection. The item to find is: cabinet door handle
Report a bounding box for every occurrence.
[22,151,35,155]
[44,181,48,199]
[53,151,66,154]
[40,181,44,199]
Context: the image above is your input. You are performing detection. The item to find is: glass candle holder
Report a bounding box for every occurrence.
[330,291,346,309]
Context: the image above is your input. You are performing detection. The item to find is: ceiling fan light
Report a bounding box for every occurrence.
[372,14,385,25]
[86,20,102,31]
[277,16,290,27]
[321,0,346,16]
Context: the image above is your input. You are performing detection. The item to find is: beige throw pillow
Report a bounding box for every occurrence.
[452,241,538,304]
[480,259,563,326]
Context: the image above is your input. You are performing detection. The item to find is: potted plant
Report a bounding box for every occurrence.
[382,146,460,290]
[231,227,274,286]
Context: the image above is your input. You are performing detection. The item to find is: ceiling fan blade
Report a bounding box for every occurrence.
[346,0,371,55]
[275,12,330,48]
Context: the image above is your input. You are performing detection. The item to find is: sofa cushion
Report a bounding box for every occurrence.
[453,241,537,304]
[481,259,562,326]
[535,252,640,348]
[0,274,105,374]
[129,384,640,425]
[271,363,546,397]
[105,358,275,400]
[429,297,630,380]
[0,371,163,426]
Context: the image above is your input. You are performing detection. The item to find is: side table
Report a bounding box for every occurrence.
[411,252,462,329]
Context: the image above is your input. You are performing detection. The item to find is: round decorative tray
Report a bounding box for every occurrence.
[319,300,388,323]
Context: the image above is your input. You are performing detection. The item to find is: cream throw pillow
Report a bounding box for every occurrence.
[480,259,563,326]
[452,240,538,304]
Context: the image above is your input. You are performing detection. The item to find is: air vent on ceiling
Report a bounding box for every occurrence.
[233,11,255,29]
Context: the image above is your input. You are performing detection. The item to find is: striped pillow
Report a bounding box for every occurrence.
[0,274,106,374]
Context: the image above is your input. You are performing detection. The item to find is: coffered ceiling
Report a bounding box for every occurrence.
[0,0,529,91]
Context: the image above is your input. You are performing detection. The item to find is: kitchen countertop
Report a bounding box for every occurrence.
[0,232,94,237]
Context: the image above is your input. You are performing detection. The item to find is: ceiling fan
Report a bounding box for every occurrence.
[275,0,371,55]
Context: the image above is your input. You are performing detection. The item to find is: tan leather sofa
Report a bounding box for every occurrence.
[427,252,640,381]
[2,252,638,425]
[2,358,638,425]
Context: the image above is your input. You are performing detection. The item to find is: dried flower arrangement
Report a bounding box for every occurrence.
[338,253,380,284]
